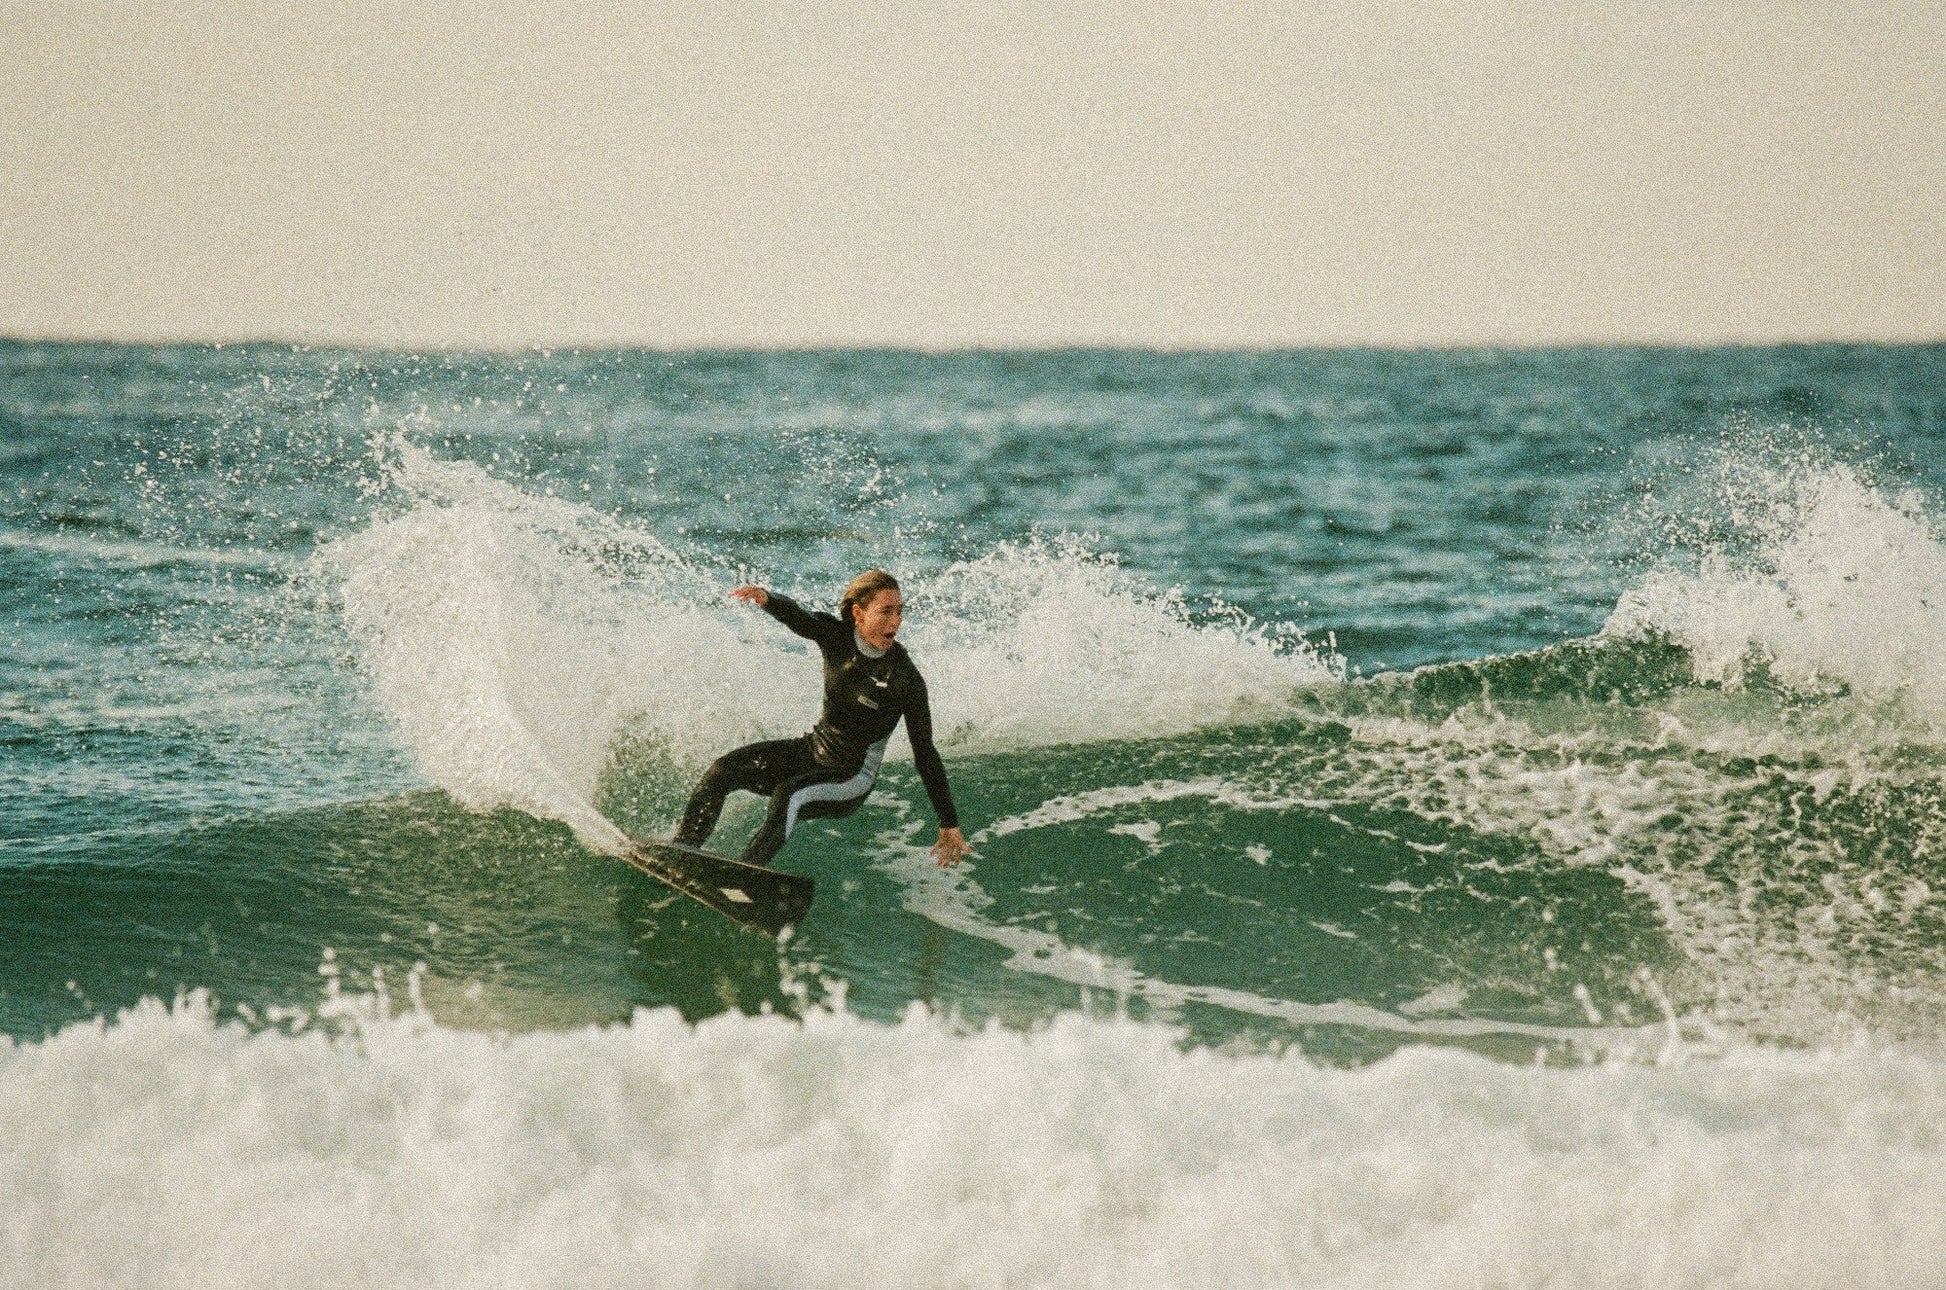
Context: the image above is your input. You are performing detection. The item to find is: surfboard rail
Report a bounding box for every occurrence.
[619,838,815,937]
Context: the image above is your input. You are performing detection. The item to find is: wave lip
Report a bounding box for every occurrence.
[1604,459,1946,730]
[911,535,1339,750]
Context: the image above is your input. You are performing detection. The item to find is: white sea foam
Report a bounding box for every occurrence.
[3,995,1944,1289]
[1605,457,1946,728]
[1205,454,1946,1043]
[1264,710,1946,1041]
[313,439,679,849]
[909,537,1338,749]
[313,436,1335,848]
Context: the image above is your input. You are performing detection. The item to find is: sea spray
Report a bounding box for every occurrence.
[911,535,1340,749]
[313,433,768,848]
[314,435,1340,845]
[1606,453,1946,725]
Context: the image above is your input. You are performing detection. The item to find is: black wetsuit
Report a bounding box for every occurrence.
[675,593,959,866]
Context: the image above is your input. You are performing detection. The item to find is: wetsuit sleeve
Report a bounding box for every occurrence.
[902,673,960,831]
[761,593,847,647]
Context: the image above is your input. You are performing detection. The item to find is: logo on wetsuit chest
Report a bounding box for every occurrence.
[855,673,892,710]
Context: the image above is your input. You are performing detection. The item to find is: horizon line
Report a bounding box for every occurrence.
[4,328,1943,357]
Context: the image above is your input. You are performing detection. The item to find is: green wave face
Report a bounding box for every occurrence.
[19,630,1936,1065]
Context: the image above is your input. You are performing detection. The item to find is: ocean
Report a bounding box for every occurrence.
[4,340,1945,1286]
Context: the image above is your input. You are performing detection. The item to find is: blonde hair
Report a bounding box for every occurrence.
[839,569,901,624]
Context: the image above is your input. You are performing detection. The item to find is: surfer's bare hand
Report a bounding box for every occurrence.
[932,827,972,868]
[731,585,769,606]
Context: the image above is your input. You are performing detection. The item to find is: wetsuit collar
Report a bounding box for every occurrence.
[853,630,888,660]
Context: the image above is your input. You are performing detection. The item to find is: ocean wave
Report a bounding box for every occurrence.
[1605,456,1946,727]
[301,430,1946,1052]
[3,993,1944,1289]
[311,434,1336,850]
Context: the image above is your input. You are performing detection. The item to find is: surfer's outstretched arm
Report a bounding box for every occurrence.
[732,585,846,647]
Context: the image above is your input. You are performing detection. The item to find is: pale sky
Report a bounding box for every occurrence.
[3,2,1940,349]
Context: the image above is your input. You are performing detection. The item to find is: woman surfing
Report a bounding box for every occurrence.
[673,570,971,869]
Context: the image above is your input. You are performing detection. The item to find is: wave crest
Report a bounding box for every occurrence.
[1604,456,1946,727]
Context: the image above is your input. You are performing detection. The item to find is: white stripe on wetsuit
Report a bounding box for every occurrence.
[782,737,889,839]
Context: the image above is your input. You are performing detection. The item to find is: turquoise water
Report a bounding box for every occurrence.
[5,341,1946,1284]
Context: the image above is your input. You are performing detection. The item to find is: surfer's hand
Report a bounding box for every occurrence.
[731,585,769,606]
[931,827,971,868]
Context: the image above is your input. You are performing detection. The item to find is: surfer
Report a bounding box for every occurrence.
[673,570,972,869]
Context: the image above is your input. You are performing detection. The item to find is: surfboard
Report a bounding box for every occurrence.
[619,838,815,937]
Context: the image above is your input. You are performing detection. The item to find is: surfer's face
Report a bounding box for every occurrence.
[854,590,903,651]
